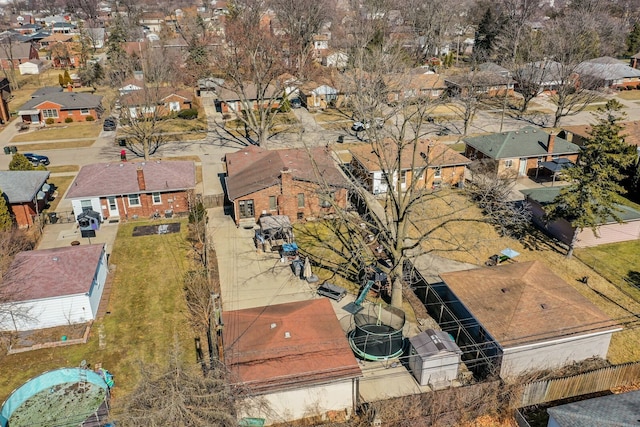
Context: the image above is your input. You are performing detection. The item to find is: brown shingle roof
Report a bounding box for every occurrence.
[563,120,640,147]
[120,87,192,106]
[440,261,619,348]
[225,146,348,201]
[349,140,470,172]
[65,161,195,199]
[223,299,362,393]
[2,245,104,301]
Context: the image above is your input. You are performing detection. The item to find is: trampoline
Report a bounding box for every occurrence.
[348,304,405,361]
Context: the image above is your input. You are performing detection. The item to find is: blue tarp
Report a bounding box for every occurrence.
[282,243,298,252]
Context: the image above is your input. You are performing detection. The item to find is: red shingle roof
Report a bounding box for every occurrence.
[65,161,195,199]
[2,245,105,301]
[223,299,361,393]
[440,261,619,348]
[225,146,348,201]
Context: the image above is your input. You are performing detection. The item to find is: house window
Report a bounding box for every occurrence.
[80,199,93,212]
[269,196,277,211]
[320,192,334,208]
[434,167,442,178]
[401,170,408,185]
[504,159,513,168]
[297,193,305,208]
[239,199,254,218]
[42,109,58,118]
[80,108,89,115]
[168,101,180,111]
[152,192,162,204]
[128,194,141,206]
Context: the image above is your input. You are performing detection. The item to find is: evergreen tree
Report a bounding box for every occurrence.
[474,8,502,61]
[9,153,34,171]
[63,70,72,86]
[626,22,640,57]
[58,73,64,87]
[106,14,130,85]
[0,191,12,231]
[544,100,636,258]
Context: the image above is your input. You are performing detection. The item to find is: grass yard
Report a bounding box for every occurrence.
[47,165,80,173]
[46,175,75,211]
[615,90,640,101]
[0,219,194,402]
[14,139,95,151]
[11,123,102,143]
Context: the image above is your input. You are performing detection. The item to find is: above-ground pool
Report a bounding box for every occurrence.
[0,367,110,427]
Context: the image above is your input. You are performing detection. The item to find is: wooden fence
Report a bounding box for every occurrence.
[201,193,225,208]
[517,361,640,407]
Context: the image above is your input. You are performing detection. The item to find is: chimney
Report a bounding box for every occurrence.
[67,83,72,92]
[137,167,146,191]
[547,133,556,160]
[280,167,292,190]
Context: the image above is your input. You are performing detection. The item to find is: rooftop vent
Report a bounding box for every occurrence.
[284,332,291,339]
[270,323,277,329]
[52,257,59,262]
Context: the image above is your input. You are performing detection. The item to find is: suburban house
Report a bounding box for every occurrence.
[214,82,282,114]
[39,32,73,48]
[427,261,621,379]
[0,40,39,70]
[225,145,348,227]
[0,170,51,228]
[223,299,362,425]
[445,65,515,98]
[561,121,640,156]
[463,126,580,178]
[631,51,640,69]
[65,161,196,222]
[547,389,640,427]
[576,57,640,90]
[118,79,144,96]
[349,140,470,194]
[386,72,447,103]
[515,61,565,94]
[322,51,348,69]
[521,186,640,247]
[0,244,108,331]
[120,87,193,118]
[17,90,103,124]
[298,82,341,110]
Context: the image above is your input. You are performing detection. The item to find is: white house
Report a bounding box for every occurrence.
[18,59,43,75]
[223,299,362,425]
[0,245,108,331]
[408,329,462,388]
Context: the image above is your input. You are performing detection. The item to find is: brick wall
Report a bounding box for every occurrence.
[100,190,190,220]
[233,178,347,226]
[26,100,101,123]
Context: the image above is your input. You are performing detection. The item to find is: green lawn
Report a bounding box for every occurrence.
[0,219,194,402]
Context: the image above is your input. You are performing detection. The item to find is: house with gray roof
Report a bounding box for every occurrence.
[576,57,640,90]
[65,161,196,222]
[521,186,640,247]
[0,170,50,228]
[547,389,640,427]
[463,126,580,178]
[17,90,103,124]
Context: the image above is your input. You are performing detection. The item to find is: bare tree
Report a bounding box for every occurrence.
[65,0,99,21]
[0,34,23,90]
[116,341,238,427]
[210,0,288,147]
[0,230,37,332]
[401,0,460,60]
[268,0,333,79]
[493,0,539,65]
[119,86,168,161]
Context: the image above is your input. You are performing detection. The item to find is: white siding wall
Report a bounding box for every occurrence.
[0,294,91,331]
[500,331,617,379]
[87,249,109,317]
[238,379,356,425]
[71,198,103,221]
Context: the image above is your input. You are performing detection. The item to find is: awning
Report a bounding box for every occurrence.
[17,109,39,116]
[539,158,574,173]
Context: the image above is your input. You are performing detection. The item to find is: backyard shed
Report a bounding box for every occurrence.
[0,244,108,331]
[408,329,462,388]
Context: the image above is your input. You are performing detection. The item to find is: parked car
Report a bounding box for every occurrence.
[103,118,117,131]
[23,153,50,166]
[290,97,302,109]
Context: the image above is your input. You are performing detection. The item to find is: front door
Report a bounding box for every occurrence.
[107,196,119,217]
[30,114,39,124]
[518,158,528,176]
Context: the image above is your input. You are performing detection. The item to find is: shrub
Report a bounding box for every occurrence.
[65,117,73,123]
[45,118,55,125]
[85,115,95,121]
[177,108,198,120]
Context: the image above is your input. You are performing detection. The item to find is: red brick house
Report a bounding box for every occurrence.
[225,146,348,226]
[65,161,196,222]
[0,170,50,228]
[17,91,103,124]
[0,40,39,70]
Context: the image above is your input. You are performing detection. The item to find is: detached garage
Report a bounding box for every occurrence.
[0,244,108,331]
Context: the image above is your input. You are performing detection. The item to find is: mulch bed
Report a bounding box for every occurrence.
[132,222,181,237]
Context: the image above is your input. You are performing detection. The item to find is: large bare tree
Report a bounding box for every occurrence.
[210,0,287,147]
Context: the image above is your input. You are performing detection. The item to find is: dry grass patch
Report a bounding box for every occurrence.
[14,139,95,151]
[11,123,102,143]
[615,90,640,101]
[47,175,75,211]
[47,165,80,173]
